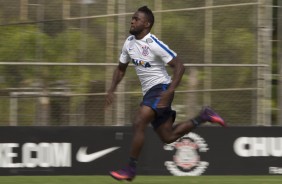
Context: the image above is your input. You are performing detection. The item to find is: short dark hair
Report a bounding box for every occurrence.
[138,6,154,28]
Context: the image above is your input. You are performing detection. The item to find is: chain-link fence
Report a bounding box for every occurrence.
[0,0,278,126]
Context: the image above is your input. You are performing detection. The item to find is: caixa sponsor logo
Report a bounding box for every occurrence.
[234,137,282,157]
[0,143,71,168]
[131,59,151,68]
[164,132,209,176]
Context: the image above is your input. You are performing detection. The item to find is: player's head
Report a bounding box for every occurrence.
[129,6,155,36]
[137,6,154,29]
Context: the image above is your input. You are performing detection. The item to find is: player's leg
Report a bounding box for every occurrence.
[110,105,155,181]
[156,106,226,144]
[129,105,155,159]
[156,115,195,144]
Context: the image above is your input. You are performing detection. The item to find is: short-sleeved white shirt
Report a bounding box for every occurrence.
[119,33,177,95]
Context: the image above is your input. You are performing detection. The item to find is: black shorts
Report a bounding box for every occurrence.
[141,83,176,130]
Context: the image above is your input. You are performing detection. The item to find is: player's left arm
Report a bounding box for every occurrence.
[157,57,185,108]
[166,57,185,93]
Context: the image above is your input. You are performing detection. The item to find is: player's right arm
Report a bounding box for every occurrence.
[105,36,131,107]
[105,62,129,107]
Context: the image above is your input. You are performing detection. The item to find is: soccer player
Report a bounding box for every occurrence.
[106,6,225,181]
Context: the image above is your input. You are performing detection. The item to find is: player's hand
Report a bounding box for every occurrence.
[105,91,114,108]
[157,90,174,108]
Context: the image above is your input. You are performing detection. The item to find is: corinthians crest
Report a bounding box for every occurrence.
[173,139,199,169]
[164,132,209,176]
[141,45,149,56]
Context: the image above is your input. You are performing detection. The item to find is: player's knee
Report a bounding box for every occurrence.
[132,117,146,131]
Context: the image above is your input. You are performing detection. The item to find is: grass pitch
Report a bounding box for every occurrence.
[0,176,281,184]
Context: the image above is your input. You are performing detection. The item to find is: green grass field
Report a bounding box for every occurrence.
[0,176,281,184]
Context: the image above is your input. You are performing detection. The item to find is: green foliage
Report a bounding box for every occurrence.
[0,25,104,92]
[0,0,276,125]
[0,25,105,125]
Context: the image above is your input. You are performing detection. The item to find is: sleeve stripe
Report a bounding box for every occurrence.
[150,35,176,58]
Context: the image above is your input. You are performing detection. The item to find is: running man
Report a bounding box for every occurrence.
[105,6,226,181]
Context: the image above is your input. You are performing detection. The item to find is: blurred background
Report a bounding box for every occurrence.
[0,0,280,126]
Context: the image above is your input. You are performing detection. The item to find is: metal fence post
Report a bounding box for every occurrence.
[204,0,213,106]
[257,0,272,125]
[116,0,126,126]
[105,0,115,125]
[20,0,28,21]
[278,0,282,125]
[154,0,162,38]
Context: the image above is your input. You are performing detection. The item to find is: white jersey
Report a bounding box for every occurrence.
[119,33,177,95]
